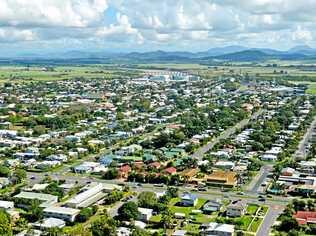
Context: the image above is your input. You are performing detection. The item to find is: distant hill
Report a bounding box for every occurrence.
[3,44,316,64]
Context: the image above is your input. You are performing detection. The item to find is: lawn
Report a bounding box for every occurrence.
[169,198,207,217]
[247,204,259,215]
[248,217,263,232]
[184,223,200,234]
[238,216,254,231]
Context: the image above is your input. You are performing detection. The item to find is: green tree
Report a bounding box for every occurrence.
[118,202,139,221]
[13,169,27,184]
[43,182,64,200]
[91,213,117,236]
[28,199,43,222]
[132,227,151,236]
[0,209,12,236]
[77,208,94,222]
[138,191,157,209]
[0,165,10,177]
[103,168,119,180]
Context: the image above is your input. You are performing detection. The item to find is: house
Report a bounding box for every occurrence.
[116,227,132,236]
[149,161,161,170]
[0,200,14,210]
[203,200,222,213]
[214,161,235,170]
[165,167,177,175]
[205,171,237,188]
[200,222,234,236]
[294,211,316,225]
[73,162,101,174]
[32,218,66,230]
[14,192,58,208]
[138,207,153,222]
[119,164,131,179]
[172,230,187,236]
[181,193,198,206]
[226,201,246,217]
[66,183,107,208]
[43,206,80,222]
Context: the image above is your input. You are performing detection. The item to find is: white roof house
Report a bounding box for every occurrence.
[0,200,14,209]
[201,222,234,236]
[43,206,80,222]
[14,191,58,208]
[66,183,105,208]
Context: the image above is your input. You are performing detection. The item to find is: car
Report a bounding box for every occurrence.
[237,192,245,195]
[198,187,207,192]
[154,184,164,187]
[136,183,142,187]
[267,194,273,198]
[30,176,36,180]
[259,198,266,202]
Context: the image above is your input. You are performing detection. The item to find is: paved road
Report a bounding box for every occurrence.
[257,205,284,236]
[294,116,316,160]
[192,109,265,160]
[247,165,273,193]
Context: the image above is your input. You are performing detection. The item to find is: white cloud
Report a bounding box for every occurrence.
[292,26,313,42]
[0,28,36,42]
[0,0,108,28]
[96,14,144,44]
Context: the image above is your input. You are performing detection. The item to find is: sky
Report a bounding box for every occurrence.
[0,0,316,55]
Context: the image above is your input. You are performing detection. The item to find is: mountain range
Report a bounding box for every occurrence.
[5,45,316,63]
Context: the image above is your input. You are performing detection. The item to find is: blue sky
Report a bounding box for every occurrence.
[0,0,316,56]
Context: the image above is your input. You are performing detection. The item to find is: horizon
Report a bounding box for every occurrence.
[1,1,316,56]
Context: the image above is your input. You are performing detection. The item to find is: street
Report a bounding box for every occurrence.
[192,109,265,160]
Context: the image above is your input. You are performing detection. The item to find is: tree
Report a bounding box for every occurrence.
[138,191,157,209]
[132,227,151,236]
[91,213,117,236]
[77,208,94,222]
[47,227,63,236]
[161,209,173,231]
[0,209,12,236]
[0,165,10,177]
[118,202,139,221]
[103,168,118,180]
[278,217,299,231]
[29,199,43,222]
[43,182,64,200]
[13,169,27,184]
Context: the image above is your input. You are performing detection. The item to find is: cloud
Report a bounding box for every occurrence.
[0,28,36,42]
[1,0,316,50]
[0,0,108,28]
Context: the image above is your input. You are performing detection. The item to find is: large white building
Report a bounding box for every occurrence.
[14,191,58,208]
[66,182,122,208]
[43,206,80,222]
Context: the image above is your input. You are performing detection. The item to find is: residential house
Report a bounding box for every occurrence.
[226,201,246,217]
[138,207,153,222]
[181,193,198,206]
[200,222,234,236]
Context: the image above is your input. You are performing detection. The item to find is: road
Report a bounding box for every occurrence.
[257,205,284,236]
[192,109,265,160]
[247,165,273,193]
[294,115,316,160]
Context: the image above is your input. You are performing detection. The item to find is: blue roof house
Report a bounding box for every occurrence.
[181,192,198,207]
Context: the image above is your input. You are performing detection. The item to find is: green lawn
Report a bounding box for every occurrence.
[247,204,259,215]
[238,216,254,231]
[150,214,162,223]
[184,223,200,234]
[169,198,207,217]
[249,217,263,232]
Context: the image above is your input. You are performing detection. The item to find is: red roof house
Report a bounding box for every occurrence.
[119,165,131,179]
[294,211,316,225]
[149,162,161,169]
[164,167,177,175]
